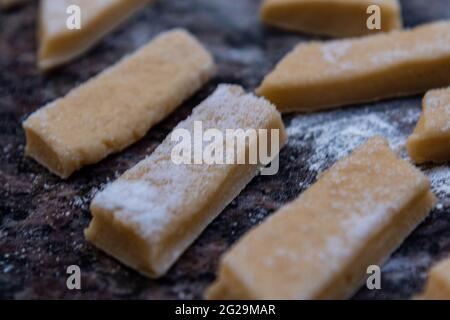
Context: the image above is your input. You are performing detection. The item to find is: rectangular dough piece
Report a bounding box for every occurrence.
[417,258,450,300]
[260,0,402,37]
[407,87,450,164]
[38,0,152,70]
[207,137,436,300]
[23,29,216,179]
[85,85,288,278]
[257,21,450,113]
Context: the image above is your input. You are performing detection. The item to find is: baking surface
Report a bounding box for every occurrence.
[1,0,450,299]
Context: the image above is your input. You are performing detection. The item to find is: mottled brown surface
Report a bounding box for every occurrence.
[0,0,450,300]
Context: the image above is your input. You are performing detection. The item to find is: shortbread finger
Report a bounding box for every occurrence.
[260,0,402,37]
[207,137,436,300]
[257,21,450,113]
[417,258,450,300]
[38,0,152,70]
[407,87,450,164]
[23,29,216,178]
[85,85,287,278]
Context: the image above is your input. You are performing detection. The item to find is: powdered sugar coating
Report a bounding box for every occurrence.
[91,85,282,241]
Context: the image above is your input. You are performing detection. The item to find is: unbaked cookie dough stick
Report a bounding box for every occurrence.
[257,21,450,113]
[38,0,152,70]
[85,85,287,278]
[207,137,436,300]
[23,29,216,178]
[417,258,450,300]
[260,0,402,37]
[407,88,450,164]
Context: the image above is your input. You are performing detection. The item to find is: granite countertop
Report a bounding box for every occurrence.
[1,0,450,299]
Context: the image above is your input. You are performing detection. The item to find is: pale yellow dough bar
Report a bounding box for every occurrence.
[207,137,436,300]
[418,258,450,300]
[260,0,402,37]
[23,29,216,178]
[85,85,287,278]
[407,87,450,164]
[257,21,450,113]
[38,0,152,70]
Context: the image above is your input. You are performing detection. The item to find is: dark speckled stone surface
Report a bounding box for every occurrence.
[0,0,449,299]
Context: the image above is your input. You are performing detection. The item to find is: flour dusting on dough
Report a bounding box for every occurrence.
[286,105,449,207]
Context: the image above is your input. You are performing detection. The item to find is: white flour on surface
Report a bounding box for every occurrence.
[287,109,411,173]
[425,166,450,199]
[286,107,450,207]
